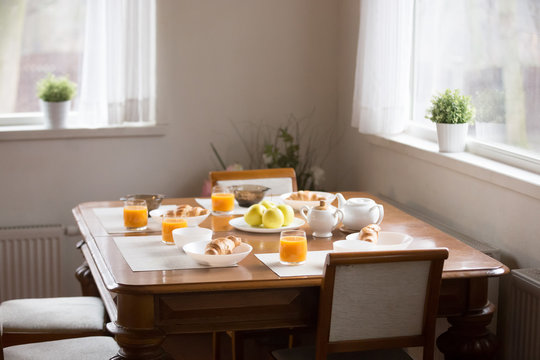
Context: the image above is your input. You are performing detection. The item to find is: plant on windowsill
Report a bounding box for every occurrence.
[36,74,77,129]
[426,89,475,152]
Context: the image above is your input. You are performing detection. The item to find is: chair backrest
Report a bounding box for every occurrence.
[315,249,448,360]
[209,168,298,195]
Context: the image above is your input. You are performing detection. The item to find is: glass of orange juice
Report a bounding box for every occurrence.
[211,185,235,215]
[279,230,307,265]
[161,212,188,245]
[123,199,148,230]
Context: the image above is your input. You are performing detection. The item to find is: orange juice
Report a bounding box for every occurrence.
[162,217,187,244]
[211,193,235,213]
[123,206,148,229]
[279,236,307,264]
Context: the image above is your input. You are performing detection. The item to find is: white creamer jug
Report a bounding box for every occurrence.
[335,193,384,231]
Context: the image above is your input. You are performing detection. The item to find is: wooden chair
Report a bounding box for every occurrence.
[271,248,449,360]
[0,296,107,347]
[1,335,119,360]
[210,168,298,195]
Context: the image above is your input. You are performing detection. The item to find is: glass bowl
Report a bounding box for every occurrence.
[121,194,165,212]
[231,185,270,207]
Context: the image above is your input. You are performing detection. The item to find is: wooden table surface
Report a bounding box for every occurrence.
[73,192,508,360]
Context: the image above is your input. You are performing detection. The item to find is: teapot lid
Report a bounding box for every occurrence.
[314,200,328,210]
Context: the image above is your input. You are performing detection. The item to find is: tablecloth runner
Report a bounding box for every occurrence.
[93,207,162,234]
[255,250,330,277]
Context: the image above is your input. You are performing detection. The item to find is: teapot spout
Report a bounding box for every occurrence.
[335,193,346,209]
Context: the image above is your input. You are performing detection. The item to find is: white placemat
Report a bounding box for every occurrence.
[93,207,161,234]
[255,251,330,277]
[113,236,231,271]
[195,196,284,215]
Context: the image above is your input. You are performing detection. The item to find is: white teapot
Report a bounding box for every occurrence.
[335,193,384,231]
[301,200,343,238]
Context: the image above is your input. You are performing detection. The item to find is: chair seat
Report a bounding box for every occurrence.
[3,336,119,360]
[271,345,414,360]
[1,296,105,333]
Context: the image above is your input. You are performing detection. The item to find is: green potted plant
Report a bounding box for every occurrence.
[425,89,475,152]
[36,74,77,129]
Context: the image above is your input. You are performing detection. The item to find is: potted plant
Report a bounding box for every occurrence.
[36,74,77,129]
[426,89,475,152]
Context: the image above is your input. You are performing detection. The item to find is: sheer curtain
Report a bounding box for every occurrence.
[351,0,414,135]
[79,0,156,128]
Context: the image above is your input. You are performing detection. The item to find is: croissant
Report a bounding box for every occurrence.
[205,235,243,255]
[169,205,210,217]
[359,224,381,243]
[288,191,324,201]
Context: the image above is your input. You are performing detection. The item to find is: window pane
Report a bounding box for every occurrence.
[413,0,540,153]
[0,0,85,114]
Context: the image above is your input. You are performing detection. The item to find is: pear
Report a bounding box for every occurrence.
[260,200,277,209]
[277,204,295,226]
[244,204,266,227]
[262,207,284,229]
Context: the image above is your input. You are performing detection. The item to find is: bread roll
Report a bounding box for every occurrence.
[359,224,381,243]
[205,235,243,255]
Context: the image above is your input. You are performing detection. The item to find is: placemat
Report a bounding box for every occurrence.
[113,236,233,271]
[93,207,161,234]
[195,196,284,215]
[255,251,330,277]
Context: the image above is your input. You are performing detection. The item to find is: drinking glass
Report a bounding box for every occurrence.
[162,212,188,245]
[211,185,235,215]
[279,230,307,265]
[123,199,148,230]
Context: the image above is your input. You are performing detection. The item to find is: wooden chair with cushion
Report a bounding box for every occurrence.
[210,168,298,195]
[271,248,449,360]
[1,335,119,360]
[0,296,107,347]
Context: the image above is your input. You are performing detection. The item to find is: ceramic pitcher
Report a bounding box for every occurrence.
[335,193,384,231]
[301,201,343,238]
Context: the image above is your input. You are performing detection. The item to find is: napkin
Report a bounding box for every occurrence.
[93,207,161,234]
[113,236,233,271]
[195,196,284,215]
[255,251,330,277]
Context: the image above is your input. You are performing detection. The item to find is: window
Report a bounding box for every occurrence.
[0,0,85,116]
[413,0,540,157]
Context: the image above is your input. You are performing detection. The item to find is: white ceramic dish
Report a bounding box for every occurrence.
[229,217,305,233]
[172,227,213,251]
[280,191,336,211]
[150,208,210,227]
[334,232,413,252]
[183,240,252,266]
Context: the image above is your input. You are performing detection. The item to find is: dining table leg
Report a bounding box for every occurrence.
[436,277,499,360]
[107,293,171,360]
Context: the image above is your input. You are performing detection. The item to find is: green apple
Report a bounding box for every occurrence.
[244,204,266,227]
[277,204,295,226]
[262,207,284,229]
[260,200,277,209]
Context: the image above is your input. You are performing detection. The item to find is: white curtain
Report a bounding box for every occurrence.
[351,0,414,135]
[79,0,156,127]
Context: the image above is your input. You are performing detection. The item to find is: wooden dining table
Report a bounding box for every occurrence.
[72,192,508,360]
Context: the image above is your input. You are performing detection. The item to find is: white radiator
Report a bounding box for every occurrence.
[0,225,63,302]
[507,268,540,360]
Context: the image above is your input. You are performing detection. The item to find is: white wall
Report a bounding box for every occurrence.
[0,0,338,296]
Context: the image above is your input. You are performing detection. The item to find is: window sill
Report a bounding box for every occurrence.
[0,124,167,141]
[367,133,540,201]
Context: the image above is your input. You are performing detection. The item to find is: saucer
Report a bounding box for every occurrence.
[338,225,359,234]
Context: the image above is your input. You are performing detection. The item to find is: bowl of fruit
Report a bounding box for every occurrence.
[228,200,304,233]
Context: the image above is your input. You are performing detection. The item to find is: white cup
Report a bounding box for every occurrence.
[172,227,213,251]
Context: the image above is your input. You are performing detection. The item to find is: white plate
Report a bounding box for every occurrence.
[229,217,305,233]
[183,240,252,266]
[280,191,336,211]
[335,232,413,252]
[149,207,210,227]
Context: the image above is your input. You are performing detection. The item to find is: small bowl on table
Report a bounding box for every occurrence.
[231,185,270,207]
[121,194,165,212]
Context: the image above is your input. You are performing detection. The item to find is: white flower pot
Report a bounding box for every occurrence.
[40,100,71,129]
[436,123,469,153]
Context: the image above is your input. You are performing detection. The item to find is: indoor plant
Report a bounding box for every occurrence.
[426,89,475,152]
[36,74,77,129]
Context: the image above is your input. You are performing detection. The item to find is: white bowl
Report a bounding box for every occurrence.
[172,227,213,251]
[335,232,413,252]
[150,208,210,227]
[183,240,253,267]
[280,191,336,211]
